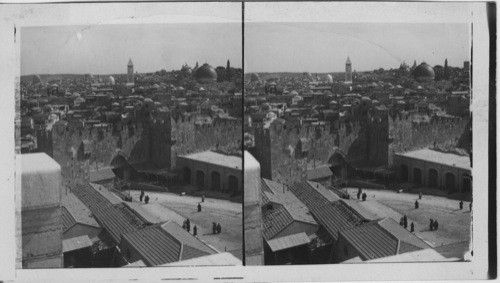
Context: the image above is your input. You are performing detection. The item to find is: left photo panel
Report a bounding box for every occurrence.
[16,3,243,269]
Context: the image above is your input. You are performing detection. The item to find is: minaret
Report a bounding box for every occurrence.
[444,58,450,79]
[127,58,134,85]
[226,59,232,81]
[345,56,352,83]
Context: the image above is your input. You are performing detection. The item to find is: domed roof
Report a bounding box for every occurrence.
[326,74,333,83]
[412,62,435,81]
[250,73,260,82]
[195,63,217,83]
[108,76,115,85]
[32,75,41,84]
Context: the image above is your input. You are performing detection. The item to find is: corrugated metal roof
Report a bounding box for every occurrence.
[62,206,77,232]
[339,221,398,260]
[63,235,92,253]
[181,245,210,261]
[92,204,146,245]
[312,201,364,241]
[266,232,310,252]
[262,203,294,240]
[288,182,330,210]
[160,221,216,255]
[122,224,181,266]
[72,183,113,213]
[378,217,431,251]
[262,179,317,225]
[62,191,100,228]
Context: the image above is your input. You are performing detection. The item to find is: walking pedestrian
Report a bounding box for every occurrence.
[140,190,144,202]
[202,195,205,203]
[212,222,216,234]
[186,219,190,232]
[193,225,197,236]
[362,193,367,201]
[403,215,408,229]
[419,192,422,200]
[414,200,419,209]
[198,203,202,212]
[145,195,149,204]
[410,222,415,233]
[429,219,434,231]
[459,201,463,210]
[216,223,221,234]
[357,188,362,200]
[434,220,439,230]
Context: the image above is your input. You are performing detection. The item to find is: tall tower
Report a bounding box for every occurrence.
[345,56,352,83]
[226,59,232,81]
[444,58,450,79]
[127,58,134,85]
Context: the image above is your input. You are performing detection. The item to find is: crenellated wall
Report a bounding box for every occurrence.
[252,108,468,184]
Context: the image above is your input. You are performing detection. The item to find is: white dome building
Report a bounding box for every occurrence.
[108,76,115,86]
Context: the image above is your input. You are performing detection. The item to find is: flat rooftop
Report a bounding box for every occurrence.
[396,148,471,171]
[179,151,242,170]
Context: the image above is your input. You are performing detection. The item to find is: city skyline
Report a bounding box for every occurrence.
[245,22,470,73]
[21,23,242,76]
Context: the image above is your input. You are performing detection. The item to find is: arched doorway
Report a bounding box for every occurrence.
[428,168,438,188]
[413,167,422,185]
[228,175,239,194]
[462,174,471,193]
[400,165,408,182]
[110,154,129,180]
[329,152,347,180]
[183,167,191,184]
[445,172,456,191]
[196,170,205,188]
[211,171,221,191]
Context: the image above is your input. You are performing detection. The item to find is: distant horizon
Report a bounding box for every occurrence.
[21,23,242,76]
[245,22,470,73]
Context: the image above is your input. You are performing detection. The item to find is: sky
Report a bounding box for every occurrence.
[245,22,470,73]
[244,2,472,73]
[21,23,242,76]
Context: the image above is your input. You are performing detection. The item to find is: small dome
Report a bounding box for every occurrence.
[326,74,333,83]
[195,63,218,83]
[108,76,115,85]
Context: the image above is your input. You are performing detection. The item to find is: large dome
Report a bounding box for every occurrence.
[195,63,217,83]
[250,73,260,82]
[412,62,435,81]
[32,74,41,84]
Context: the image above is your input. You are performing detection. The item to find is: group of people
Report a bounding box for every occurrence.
[429,219,439,231]
[212,222,222,234]
[182,218,198,236]
[399,215,415,233]
[139,190,150,204]
[356,188,367,201]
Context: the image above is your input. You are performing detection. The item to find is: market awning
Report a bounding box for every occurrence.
[63,235,92,253]
[266,232,310,252]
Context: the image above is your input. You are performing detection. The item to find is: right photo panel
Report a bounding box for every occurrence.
[243,2,472,266]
